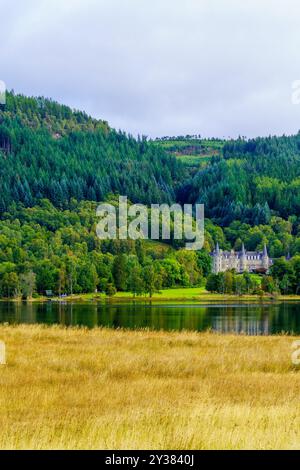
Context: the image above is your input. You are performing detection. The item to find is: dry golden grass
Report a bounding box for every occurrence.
[0,325,300,450]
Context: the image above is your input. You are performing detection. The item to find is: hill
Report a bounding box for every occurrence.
[0,92,186,211]
[177,134,300,226]
[0,92,300,298]
[2,92,300,230]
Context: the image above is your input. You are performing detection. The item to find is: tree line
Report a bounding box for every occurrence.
[0,199,212,298]
[0,198,300,298]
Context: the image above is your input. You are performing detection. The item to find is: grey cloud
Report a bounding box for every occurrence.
[1,0,300,138]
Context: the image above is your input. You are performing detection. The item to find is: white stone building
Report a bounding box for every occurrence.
[211,243,272,274]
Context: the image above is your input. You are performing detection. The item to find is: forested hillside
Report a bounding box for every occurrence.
[0,92,186,210]
[0,198,299,297]
[2,92,300,229]
[178,135,300,226]
[0,92,300,297]
[0,199,211,297]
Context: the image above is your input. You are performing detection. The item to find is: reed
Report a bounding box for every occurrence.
[0,325,299,450]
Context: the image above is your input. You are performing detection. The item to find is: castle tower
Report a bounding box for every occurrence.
[229,248,235,270]
[262,243,269,270]
[240,243,247,273]
[213,242,221,273]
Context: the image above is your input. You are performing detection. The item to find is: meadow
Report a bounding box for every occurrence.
[0,325,299,449]
[46,285,300,303]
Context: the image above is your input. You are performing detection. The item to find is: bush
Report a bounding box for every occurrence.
[105,283,117,297]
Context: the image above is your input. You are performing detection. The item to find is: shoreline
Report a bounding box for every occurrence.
[2,290,300,304]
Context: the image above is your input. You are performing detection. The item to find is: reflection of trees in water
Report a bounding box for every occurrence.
[94,304,210,332]
[0,301,37,325]
[210,305,271,335]
[1,302,300,335]
[273,302,300,335]
[54,303,98,328]
[209,303,300,335]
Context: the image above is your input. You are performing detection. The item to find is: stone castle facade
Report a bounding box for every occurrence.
[211,243,272,274]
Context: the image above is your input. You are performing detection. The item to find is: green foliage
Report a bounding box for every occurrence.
[1,93,300,298]
[0,271,19,298]
[196,250,212,277]
[206,272,261,295]
[19,271,36,299]
[153,136,225,172]
[269,257,300,294]
[142,264,162,297]
[178,134,300,226]
[105,283,117,297]
[112,254,128,291]
[0,196,299,296]
[0,92,186,211]
[0,200,212,296]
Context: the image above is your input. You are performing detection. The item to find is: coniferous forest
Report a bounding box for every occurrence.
[1,91,300,297]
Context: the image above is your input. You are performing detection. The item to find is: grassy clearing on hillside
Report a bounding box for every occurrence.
[0,325,299,449]
[153,139,225,149]
[153,138,225,169]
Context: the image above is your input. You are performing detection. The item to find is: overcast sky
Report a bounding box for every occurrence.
[1,0,300,138]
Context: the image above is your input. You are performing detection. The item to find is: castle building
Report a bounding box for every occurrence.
[211,243,272,274]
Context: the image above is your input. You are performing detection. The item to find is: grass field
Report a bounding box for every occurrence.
[113,287,207,299]
[0,325,300,449]
[41,286,300,303]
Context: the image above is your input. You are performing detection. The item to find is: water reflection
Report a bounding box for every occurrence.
[0,301,300,335]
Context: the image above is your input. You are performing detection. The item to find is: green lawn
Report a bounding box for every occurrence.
[26,287,300,303]
[26,273,292,303]
[112,287,206,299]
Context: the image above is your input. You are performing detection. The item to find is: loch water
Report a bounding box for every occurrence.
[0,301,300,335]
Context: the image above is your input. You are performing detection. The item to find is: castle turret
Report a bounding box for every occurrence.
[213,242,221,273]
[263,243,268,257]
[262,243,269,270]
[240,243,247,272]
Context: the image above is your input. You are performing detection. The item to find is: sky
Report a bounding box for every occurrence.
[1,0,300,138]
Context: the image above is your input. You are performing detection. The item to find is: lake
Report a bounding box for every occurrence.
[0,301,300,335]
